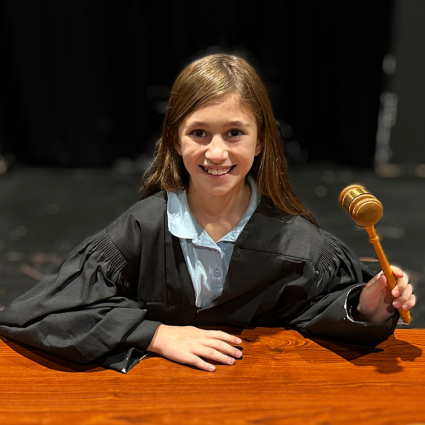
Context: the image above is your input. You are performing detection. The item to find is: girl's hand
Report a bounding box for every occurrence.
[353,266,416,324]
[147,325,243,371]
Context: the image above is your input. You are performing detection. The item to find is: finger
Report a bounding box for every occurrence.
[207,339,243,358]
[206,330,242,345]
[196,346,237,366]
[390,265,404,278]
[392,274,409,298]
[186,354,217,372]
[365,271,384,288]
[393,284,413,308]
[365,273,387,294]
[401,294,416,310]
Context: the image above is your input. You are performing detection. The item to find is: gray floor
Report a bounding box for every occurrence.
[0,163,423,327]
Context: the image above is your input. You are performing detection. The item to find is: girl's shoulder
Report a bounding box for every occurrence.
[255,197,321,238]
[120,191,168,223]
[240,199,327,265]
[135,190,167,209]
[105,191,167,242]
[101,191,168,269]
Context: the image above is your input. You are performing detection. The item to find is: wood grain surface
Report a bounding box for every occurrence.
[1,328,424,425]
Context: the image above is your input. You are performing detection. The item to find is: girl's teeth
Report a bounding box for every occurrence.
[207,168,230,175]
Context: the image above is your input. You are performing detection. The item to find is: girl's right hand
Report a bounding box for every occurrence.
[147,324,243,371]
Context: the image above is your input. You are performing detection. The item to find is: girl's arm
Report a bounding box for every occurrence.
[287,230,403,346]
[0,230,161,371]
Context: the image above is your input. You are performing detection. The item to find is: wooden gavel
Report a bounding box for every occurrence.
[340,185,411,324]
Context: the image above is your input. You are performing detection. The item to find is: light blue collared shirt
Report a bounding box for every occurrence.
[167,178,261,308]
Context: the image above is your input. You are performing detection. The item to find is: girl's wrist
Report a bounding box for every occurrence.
[147,324,166,354]
[352,303,395,324]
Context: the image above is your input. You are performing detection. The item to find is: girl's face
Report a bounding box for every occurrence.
[175,94,262,199]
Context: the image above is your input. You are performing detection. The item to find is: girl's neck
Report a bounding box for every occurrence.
[186,181,252,242]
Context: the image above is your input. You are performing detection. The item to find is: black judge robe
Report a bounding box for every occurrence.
[0,192,399,372]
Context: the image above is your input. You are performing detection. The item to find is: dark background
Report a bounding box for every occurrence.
[0,0,393,167]
[0,0,424,328]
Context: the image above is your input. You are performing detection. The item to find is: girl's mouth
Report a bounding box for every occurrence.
[199,165,236,176]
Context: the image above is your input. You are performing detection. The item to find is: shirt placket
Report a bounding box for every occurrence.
[210,248,224,293]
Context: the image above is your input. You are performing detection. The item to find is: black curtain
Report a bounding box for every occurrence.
[0,0,393,167]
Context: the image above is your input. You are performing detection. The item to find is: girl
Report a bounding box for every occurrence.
[0,54,415,373]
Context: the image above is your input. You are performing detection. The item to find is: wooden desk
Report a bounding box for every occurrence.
[1,328,424,425]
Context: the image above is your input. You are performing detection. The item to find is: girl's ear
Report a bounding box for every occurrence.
[255,140,264,156]
[174,137,182,156]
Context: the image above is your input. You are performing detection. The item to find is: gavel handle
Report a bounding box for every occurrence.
[364,226,411,324]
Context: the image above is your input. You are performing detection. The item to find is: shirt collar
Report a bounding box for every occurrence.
[167,177,260,243]
[167,189,200,240]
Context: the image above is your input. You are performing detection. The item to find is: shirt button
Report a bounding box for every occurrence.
[214,269,221,277]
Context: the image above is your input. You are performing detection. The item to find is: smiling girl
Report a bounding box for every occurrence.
[0,54,415,373]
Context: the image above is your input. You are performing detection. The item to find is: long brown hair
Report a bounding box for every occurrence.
[142,54,317,226]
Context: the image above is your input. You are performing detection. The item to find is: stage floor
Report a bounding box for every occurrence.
[0,162,423,327]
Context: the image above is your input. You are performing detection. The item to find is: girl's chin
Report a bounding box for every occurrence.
[193,181,246,197]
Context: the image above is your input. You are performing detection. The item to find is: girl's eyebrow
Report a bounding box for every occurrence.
[186,120,251,128]
[225,120,251,128]
[186,120,207,128]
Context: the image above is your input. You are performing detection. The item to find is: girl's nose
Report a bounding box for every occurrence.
[205,135,228,163]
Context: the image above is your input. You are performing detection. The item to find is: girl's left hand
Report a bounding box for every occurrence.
[352,266,416,324]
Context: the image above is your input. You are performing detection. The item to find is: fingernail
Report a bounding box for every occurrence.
[209,365,216,371]
[236,338,242,344]
[393,301,401,308]
[392,289,399,297]
[236,350,242,357]
[402,304,409,310]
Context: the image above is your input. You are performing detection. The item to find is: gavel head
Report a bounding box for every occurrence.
[339,185,383,228]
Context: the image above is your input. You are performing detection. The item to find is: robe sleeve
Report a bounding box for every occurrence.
[0,229,161,373]
[289,231,399,346]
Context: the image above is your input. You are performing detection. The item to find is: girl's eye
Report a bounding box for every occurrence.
[191,130,207,138]
[228,129,243,137]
